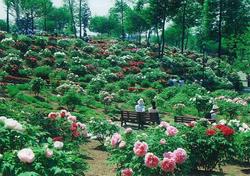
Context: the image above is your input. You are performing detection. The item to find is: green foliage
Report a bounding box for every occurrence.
[62,91,82,111]
[34,66,52,79]
[30,78,45,96]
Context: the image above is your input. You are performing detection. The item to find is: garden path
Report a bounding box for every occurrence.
[82,140,115,176]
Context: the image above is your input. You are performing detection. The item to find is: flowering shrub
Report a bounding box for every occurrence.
[41,110,88,146]
[1,144,87,176]
[184,121,235,171]
[107,124,189,175]
[88,118,119,145]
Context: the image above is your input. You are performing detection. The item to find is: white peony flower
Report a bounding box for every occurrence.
[0,153,3,159]
[17,148,35,163]
[4,118,24,132]
[53,141,64,149]
[0,116,7,123]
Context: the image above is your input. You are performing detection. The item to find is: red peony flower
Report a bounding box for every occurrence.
[70,122,78,131]
[206,129,217,136]
[53,136,63,141]
[215,124,234,136]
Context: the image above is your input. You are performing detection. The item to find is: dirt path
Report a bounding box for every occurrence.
[82,140,115,176]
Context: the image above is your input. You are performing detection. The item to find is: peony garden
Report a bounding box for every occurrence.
[0,0,250,176]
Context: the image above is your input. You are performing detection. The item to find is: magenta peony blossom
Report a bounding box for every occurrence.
[60,110,68,118]
[17,148,35,163]
[161,158,176,172]
[121,168,133,176]
[145,153,159,168]
[166,126,178,136]
[133,141,148,157]
[160,139,166,145]
[111,133,121,147]
[173,148,187,164]
[119,141,126,148]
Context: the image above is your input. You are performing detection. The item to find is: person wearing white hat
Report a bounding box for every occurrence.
[135,98,145,112]
[210,105,219,119]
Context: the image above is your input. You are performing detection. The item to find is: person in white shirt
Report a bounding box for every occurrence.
[210,105,219,119]
[135,98,145,112]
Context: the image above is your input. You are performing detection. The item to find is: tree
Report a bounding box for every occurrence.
[89,16,117,35]
[31,78,45,96]
[62,91,81,111]
[125,1,150,44]
[148,0,182,57]
[4,0,11,32]
[79,0,91,38]
[0,20,7,31]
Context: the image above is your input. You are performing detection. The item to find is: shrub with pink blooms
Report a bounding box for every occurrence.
[107,125,189,176]
[1,142,87,176]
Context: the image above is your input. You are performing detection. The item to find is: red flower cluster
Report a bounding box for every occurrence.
[128,87,137,92]
[123,66,141,74]
[70,122,80,137]
[129,61,144,68]
[215,124,235,136]
[116,72,124,79]
[206,129,217,136]
[53,136,63,142]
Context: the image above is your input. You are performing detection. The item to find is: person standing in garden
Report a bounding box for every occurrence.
[210,105,219,119]
[135,98,145,112]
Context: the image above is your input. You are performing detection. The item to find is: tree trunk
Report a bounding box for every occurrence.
[68,0,77,38]
[121,0,125,40]
[43,2,47,32]
[181,1,187,54]
[218,0,222,58]
[185,30,189,49]
[160,17,166,58]
[14,0,20,24]
[31,9,34,32]
[156,26,161,57]
[79,0,82,38]
[6,2,10,32]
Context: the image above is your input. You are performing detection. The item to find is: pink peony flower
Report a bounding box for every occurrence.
[166,126,178,136]
[67,115,77,122]
[77,122,86,130]
[133,141,148,157]
[119,141,126,148]
[159,121,170,128]
[48,112,58,120]
[145,153,159,168]
[163,152,175,159]
[45,148,53,158]
[173,148,187,164]
[17,148,35,163]
[125,128,133,134]
[161,158,176,172]
[160,139,166,145]
[121,168,133,176]
[111,133,121,147]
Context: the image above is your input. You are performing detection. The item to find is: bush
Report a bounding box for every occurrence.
[234,131,250,162]
[34,66,52,79]
[62,91,82,111]
[30,78,45,96]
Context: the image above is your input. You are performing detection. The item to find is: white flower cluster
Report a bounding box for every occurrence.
[56,81,85,95]
[215,96,248,106]
[1,38,15,46]
[218,119,250,132]
[0,116,24,132]
[54,51,66,59]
